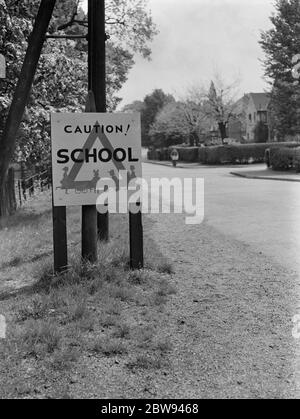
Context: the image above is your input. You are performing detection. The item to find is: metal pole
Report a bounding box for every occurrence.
[88,0,109,241]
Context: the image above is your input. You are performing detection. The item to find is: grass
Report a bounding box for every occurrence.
[113,323,131,339]
[157,262,175,275]
[0,191,175,398]
[126,355,163,371]
[22,320,62,356]
[51,348,80,371]
[91,337,128,356]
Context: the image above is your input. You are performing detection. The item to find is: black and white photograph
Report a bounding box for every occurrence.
[0,0,300,403]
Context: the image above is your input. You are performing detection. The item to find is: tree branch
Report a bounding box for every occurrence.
[57,0,80,31]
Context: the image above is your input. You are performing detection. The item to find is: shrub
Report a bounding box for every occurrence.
[148,142,300,164]
[198,142,300,165]
[172,147,199,162]
[148,146,198,162]
[269,147,300,171]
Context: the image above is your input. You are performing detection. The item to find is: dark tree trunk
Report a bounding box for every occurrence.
[218,122,227,143]
[0,0,56,217]
[0,168,16,218]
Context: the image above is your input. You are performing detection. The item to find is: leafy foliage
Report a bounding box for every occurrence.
[0,0,157,166]
[260,0,300,139]
[124,89,175,147]
[148,102,190,147]
[140,77,239,149]
[198,142,299,165]
[269,146,300,170]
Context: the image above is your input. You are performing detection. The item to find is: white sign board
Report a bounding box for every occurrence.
[171,149,179,161]
[51,113,142,207]
[0,54,6,78]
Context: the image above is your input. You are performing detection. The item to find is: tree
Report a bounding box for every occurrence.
[260,0,300,139]
[205,78,239,143]
[149,101,191,147]
[0,0,157,215]
[0,0,57,216]
[178,97,210,146]
[122,100,145,114]
[180,77,239,145]
[140,89,175,146]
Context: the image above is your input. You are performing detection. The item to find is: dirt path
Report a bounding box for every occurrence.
[144,213,300,398]
[67,212,300,399]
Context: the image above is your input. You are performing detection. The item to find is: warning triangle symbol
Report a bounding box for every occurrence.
[60,122,126,191]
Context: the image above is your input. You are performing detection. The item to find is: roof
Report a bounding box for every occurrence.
[232,95,246,115]
[249,93,270,111]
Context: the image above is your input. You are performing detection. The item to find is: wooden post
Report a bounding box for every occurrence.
[129,203,144,270]
[82,206,97,262]
[88,0,108,241]
[18,180,22,207]
[52,205,68,273]
[21,163,27,201]
[81,91,98,262]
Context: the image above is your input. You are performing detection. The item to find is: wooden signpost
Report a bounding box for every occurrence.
[52,204,68,273]
[49,0,144,273]
[51,109,143,272]
[88,0,108,242]
[82,91,98,263]
[129,205,144,270]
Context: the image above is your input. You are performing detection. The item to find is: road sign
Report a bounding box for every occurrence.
[51,112,142,206]
[171,149,179,161]
[0,54,6,78]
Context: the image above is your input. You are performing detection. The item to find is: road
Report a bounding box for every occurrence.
[143,162,300,275]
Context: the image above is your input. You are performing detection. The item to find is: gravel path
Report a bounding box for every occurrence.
[69,212,300,399]
[145,213,300,398]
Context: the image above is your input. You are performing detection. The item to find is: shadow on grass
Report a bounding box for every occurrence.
[0,251,52,271]
[0,214,174,302]
[0,207,52,231]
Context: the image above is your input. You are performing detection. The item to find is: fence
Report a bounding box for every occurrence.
[14,167,51,208]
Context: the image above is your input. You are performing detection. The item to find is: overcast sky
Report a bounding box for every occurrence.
[82,0,275,107]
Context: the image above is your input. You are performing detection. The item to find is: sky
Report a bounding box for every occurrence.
[82,0,275,107]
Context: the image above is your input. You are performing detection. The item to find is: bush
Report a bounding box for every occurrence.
[147,146,198,162]
[170,147,199,162]
[269,147,300,171]
[147,148,170,161]
[148,142,300,165]
[198,142,300,165]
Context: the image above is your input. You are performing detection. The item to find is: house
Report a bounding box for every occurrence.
[228,92,271,143]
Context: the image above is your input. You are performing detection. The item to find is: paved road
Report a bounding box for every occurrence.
[143,162,300,275]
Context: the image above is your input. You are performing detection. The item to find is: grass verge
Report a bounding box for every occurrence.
[0,192,175,399]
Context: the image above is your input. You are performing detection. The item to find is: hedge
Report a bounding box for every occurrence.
[148,146,199,162]
[198,142,300,165]
[170,147,199,162]
[268,147,300,171]
[147,148,169,161]
[147,142,300,165]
